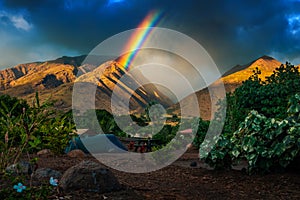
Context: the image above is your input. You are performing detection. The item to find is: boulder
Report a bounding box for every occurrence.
[67,149,86,158]
[60,160,121,193]
[32,168,62,179]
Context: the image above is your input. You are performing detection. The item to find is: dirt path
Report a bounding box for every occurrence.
[33,149,300,200]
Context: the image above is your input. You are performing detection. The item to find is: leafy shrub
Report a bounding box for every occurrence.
[0,93,75,172]
[230,109,299,173]
[192,118,210,147]
[75,109,128,137]
[152,124,179,145]
[37,114,75,154]
[201,132,233,169]
[0,93,52,172]
[0,95,29,118]
[202,94,300,173]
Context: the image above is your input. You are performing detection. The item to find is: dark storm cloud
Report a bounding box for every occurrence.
[2,0,156,53]
[0,0,299,70]
[162,0,300,68]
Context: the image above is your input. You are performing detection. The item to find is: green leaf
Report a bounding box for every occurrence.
[247,154,258,167]
[242,136,256,152]
[273,143,286,156]
[231,149,240,157]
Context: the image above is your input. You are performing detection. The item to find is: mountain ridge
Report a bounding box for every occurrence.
[0,55,297,118]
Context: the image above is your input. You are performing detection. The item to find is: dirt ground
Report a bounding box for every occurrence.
[31,148,300,200]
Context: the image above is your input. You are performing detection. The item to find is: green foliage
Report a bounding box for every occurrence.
[152,124,179,144]
[0,173,58,200]
[73,109,127,137]
[201,132,233,169]
[231,112,299,173]
[96,110,127,137]
[226,63,300,132]
[203,94,300,173]
[199,62,300,173]
[287,93,300,121]
[0,93,51,171]
[0,93,75,172]
[0,95,29,118]
[130,113,149,127]
[192,118,210,147]
[37,114,75,154]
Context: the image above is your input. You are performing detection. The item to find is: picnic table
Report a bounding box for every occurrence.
[127,137,160,153]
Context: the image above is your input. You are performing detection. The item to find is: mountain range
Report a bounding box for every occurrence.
[0,55,297,120]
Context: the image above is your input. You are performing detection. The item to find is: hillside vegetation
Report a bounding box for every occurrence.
[196,62,300,173]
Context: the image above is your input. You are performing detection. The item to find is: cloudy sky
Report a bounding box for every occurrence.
[0,0,299,72]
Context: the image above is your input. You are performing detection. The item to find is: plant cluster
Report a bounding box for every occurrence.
[0,93,75,172]
[200,62,300,173]
[225,62,300,133]
[0,173,60,200]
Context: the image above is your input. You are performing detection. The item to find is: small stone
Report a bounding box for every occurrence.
[67,149,86,158]
[33,168,62,179]
[186,143,193,149]
[6,161,32,174]
[231,160,249,171]
[37,149,53,157]
[190,161,197,167]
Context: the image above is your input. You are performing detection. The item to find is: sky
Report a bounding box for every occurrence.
[0,0,299,72]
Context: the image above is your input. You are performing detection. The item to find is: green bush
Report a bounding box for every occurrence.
[37,114,75,154]
[202,94,300,173]
[192,118,210,147]
[225,62,300,133]
[0,93,52,171]
[152,124,179,145]
[200,62,300,173]
[0,95,29,118]
[0,93,75,172]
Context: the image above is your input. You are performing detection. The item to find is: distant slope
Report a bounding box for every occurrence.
[172,56,285,119]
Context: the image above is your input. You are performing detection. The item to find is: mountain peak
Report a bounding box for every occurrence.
[258,55,275,61]
[221,55,282,88]
[250,55,281,68]
[49,55,87,67]
[222,55,278,77]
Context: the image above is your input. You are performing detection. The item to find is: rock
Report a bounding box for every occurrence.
[190,161,197,167]
[32,168,62,179]
[67,149,86,158]
[6,161,32,175]
[60,160,121,193]
[186,143,193,149]
[231,160,249,171]
[198,160,214,170]
[37,149,53,157]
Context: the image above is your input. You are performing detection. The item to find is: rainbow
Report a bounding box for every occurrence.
[118,10,162,70]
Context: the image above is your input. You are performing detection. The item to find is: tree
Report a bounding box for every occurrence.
[226,62,300,131]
